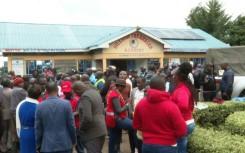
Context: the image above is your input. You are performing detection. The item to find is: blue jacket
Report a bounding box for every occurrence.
[35,96,76,152]
[220,68,234,92]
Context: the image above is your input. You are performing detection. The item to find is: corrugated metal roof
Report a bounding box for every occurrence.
[144,28,229,52]
[0,22,229,51]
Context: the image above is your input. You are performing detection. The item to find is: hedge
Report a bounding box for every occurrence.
[188,126,245,153]
[225,111,245,136]
[194,101,245,128]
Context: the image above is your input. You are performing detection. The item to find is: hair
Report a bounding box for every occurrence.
[46,82,58,94]
[149,76,165,91]
[28,84,42,99]
[1,78,11,88]
[176,62,197,102]
[137,76,146,83]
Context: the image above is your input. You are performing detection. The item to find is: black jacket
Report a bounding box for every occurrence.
[200,70,216,91]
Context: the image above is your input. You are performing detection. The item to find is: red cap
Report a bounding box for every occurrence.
[13,77,24,86]
[61,81,72,93]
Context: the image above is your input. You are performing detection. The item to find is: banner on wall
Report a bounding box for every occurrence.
[12,59,24,76]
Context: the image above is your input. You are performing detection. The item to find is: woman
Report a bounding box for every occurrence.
[106,79,134,153]
[171,62,196,153]
[16,84,42,153]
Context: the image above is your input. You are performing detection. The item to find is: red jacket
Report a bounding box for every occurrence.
[133,88,187,145]
[171,82,194,121]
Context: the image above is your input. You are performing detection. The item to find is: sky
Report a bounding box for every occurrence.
[0,0,244,28]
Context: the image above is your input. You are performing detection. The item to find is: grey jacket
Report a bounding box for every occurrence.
[35,96,76,152]
[2,88,12,120]
[78,89,107,141]
[10,87,27,116]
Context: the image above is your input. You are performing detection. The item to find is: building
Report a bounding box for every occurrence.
[0,22,229,76]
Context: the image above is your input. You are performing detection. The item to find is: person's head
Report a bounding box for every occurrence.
[1,78,11,88]
[136,77,146,90]
[13,77,24,88]
[8,70,15,77]
[95,71,104,80]
[220,63,229,70]
[206,63,214,72]
[29,78,37,85]
[141,66,146,73]
[70,75,77,83]
[81,74,90,82]
[149,76,165,91]
[108,65,116,76]
[45,82,58,96]
[61,81,73,100]
[72,81,88,96]
[75,74,81,81]
[46,74,55,82]
[91,67,97,73]
[61,73,69,80]
[27,84,42,100]
[86,68,92,76]
[32,70,39,77]
[119,71,128,80]
[38,77,47,92]
[115,78,126,92]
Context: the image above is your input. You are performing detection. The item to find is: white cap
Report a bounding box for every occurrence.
[91,67,97,71]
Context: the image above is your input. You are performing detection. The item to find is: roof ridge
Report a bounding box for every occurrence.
[0,21,133,28]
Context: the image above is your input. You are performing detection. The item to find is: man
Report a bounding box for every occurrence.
[0,78,12,152]
[73,81,107,153]
[95,71,105,92]
[35,82,76,153]
[130,77,146,153]
[200,64,216,101]
[37,77,49,102]
[10,77,27,153]
[139,66,147,77]
[220,63,234,100]
[100,65,118,107]
[0,84,4,141]
[118,71,132,103]
[60,81,84,153]
[86,68,97,85]
[133,76,187,153]
[81,74,97,90]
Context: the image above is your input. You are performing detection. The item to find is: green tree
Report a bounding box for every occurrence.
[227,15,245,46]
[186,0,231,42]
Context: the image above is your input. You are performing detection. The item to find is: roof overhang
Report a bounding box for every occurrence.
[89,27,172,50]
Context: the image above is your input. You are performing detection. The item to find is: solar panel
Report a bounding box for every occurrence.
[148,29,204,40]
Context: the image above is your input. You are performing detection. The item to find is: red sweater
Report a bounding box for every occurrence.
[171,82,194,121]
[133,89,187,145]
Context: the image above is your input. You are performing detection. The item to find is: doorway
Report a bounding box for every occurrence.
[109,60,127,75]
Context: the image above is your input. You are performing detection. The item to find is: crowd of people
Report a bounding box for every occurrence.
[0,61,234,153]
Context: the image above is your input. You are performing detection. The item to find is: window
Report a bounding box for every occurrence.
[54,60,76,74]
[26,60,52,75]
[78,60,92,73]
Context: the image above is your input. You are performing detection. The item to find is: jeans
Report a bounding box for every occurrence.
[177,122,195,153]
[75,129,84,153]
[42,149,72,153]
[109,118,133,153]
[142,143,177,153]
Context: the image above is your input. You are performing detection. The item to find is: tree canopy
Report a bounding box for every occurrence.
[186,0,232,43]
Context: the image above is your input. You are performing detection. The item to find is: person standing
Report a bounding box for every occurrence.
[220,63,234,100]
[60,81,84,153]
[139,66,147,78]
[35,82,76,153]
[1,78,12,152]
[16,85,42,153]
[95,71,105,92]
[81,74,97,90]
[130,77,146,153]
[133,76,187,153]
[73,81,107,153]
[10,77,27,153]
[200,64,216,101]
[106,79,133,153]
[171,62,196,153]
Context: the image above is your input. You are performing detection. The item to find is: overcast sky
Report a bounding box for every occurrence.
[0,0,244,28]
